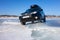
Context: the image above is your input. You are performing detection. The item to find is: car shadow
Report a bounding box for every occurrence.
[46,19,60,27]
[25,19,60,28]
[25,22,46,29]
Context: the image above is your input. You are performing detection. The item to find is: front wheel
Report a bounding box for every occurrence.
[40,17,46,23]
[21,22,26,25]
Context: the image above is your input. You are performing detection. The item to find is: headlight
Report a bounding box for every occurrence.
[31,11,37,14]
[22,16,30,18]
[35,16,38,19]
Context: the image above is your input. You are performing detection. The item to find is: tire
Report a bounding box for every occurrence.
[40,17,46,23]
[43,16,46,22]
[21,22,26,25]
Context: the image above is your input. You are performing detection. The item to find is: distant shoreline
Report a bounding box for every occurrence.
[0,15,60,18]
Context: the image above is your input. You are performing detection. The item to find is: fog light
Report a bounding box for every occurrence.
[35,16,38,19]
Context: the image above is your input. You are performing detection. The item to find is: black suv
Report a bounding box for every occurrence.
[19,5,46,25]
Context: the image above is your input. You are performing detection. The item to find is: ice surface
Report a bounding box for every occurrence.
[0,18,60,40]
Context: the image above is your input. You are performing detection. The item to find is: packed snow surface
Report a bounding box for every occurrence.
[0,18,60,40]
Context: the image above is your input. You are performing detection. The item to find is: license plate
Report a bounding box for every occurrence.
[23,16,30,18]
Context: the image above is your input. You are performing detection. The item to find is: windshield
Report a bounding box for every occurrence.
[25,9,32,13]
[25,8,42,13]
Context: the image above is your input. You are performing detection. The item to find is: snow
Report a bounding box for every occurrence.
[0,18,60,40]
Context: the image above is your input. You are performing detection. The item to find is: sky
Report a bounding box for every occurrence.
[0,0,60,16]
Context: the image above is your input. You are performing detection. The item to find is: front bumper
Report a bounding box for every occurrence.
[20,15,40,22]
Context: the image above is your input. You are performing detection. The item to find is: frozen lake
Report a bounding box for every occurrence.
[0,18,60,40]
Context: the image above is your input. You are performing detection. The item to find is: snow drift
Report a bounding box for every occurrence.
[0,18,60,40]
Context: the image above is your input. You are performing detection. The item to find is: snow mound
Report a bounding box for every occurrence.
[2,21,20,25]
[31,27,60,40]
